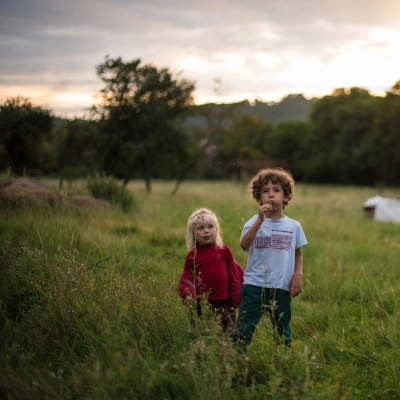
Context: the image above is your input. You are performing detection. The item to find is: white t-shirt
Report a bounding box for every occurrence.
[241,215,308,291]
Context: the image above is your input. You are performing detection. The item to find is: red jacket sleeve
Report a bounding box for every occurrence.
[228,260,244,308]
[178,252,196,299]
[225,245,244,309]
[178,269,195,298]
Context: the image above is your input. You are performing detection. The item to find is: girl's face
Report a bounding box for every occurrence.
[194,217,217,246]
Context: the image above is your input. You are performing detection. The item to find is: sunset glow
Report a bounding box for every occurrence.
[1,0,399,117]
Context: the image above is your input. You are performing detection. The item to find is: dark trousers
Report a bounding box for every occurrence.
[232,284,292,350]
[196,299,236,333]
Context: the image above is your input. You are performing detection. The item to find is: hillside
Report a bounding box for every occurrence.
[184,93,318,130]
[239,94,318,123]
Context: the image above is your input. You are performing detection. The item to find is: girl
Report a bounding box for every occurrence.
[178,208,244,332]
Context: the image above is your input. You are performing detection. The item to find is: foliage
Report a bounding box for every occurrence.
[389,79,400,95]
[305,88,379,183]
[183,82,398,187]
[182,102,246,181]
[0,166,12,178]
[52,118,100,189]
[366,90,400,185]
[87,173,135,212]
[0,96,53,175]
[215,114,273,178]
[94,56,195,191]
[2,76,400,188]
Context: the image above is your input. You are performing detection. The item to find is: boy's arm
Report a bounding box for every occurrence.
[240,203,271,250]
[289,247,303,298]
[240,217,263,250]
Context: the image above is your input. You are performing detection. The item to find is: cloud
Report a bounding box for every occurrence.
[1,0,399,117]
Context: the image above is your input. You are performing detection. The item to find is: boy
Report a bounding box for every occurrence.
[232,168,307,350]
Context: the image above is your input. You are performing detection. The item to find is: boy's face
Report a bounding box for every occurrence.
[259,181,288,212]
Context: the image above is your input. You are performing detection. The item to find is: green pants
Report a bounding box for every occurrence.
[232,284,292,350]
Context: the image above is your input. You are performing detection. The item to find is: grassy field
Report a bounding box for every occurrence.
[1,179,400,399]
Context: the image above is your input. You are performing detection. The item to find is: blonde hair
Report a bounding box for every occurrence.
[186,208,224,250]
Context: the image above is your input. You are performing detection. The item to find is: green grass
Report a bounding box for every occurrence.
[1,179,400,399]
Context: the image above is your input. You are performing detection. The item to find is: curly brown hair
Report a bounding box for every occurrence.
[249,167,294,209]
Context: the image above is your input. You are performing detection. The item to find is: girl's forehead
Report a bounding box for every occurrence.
[194,213,214,224]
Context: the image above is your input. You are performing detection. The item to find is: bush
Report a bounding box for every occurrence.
[0,167,12,178]
[87,173,134,212]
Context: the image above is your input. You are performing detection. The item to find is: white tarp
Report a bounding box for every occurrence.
[363,195,400,223]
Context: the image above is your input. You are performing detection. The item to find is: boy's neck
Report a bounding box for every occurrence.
[267,211,285,220]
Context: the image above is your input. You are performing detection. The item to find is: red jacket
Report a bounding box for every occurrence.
[178,243,244,308]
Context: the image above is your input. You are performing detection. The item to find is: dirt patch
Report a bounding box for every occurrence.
[0,178,111,210]
[66,195,111,209]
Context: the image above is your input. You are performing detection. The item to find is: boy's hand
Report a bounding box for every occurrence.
[259,202,272,220]
[289,274,302,297]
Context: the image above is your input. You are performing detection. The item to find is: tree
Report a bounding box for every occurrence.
[175,76,245,182]
[52,118,100,189]
[267,121,312,180]
[306,87,378,184]
[365,80,400,185]
[181,101,244,181]
[212,114,273,178]
[0,96,52,175]
[219,114,271,159]
[94,56,195,191]
[389,79,400,95]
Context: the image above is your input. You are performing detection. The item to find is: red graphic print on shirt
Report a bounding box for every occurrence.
[254,229,293,251]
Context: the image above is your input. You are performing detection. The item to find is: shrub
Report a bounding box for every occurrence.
[0,167,12,178]
[87,173,134,212]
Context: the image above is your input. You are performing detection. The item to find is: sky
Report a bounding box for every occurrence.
[1,0,400,118]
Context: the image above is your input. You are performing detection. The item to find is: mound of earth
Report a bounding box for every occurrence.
[0,177,111,209]
[66,194,111,209]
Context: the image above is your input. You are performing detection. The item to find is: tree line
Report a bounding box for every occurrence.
[0,55,399,192]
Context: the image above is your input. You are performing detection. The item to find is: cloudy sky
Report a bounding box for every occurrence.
[1,0,400,118]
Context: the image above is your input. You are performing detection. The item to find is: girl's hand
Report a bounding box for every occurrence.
[184,295,195,305]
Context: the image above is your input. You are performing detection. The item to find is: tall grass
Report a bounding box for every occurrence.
[1,179,400,399]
